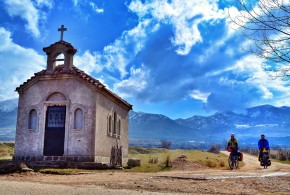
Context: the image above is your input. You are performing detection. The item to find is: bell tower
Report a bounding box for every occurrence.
[43,25,77,71]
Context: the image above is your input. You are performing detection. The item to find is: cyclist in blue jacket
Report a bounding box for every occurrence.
[258,134,269,161]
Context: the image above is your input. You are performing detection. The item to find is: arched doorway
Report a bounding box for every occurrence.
[43,93,67,156]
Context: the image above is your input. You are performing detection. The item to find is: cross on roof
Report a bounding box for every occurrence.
[58,25,67,41]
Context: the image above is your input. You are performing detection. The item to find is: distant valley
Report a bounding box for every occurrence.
[1,99,290,149]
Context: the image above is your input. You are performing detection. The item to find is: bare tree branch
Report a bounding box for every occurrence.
[230,0,290,79]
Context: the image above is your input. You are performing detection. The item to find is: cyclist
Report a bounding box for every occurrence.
[228,133,239,156]
[258,134,269,161]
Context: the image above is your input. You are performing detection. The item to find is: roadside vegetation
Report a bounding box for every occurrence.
[38,168,95,175]
[126,146,228,172]
[241,148,290,165]
[0,144,230,174]
[0,142,14,160]
[6,142,290,174]
[41,146,230,174]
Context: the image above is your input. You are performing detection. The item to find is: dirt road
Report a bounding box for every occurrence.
[0,152,290,194]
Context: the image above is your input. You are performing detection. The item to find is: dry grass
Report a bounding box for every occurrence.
[127,147,229,172]
[0,142,14,160]
[0,144,230,174]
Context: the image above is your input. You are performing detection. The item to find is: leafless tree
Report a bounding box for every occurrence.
[230,0,290,79]
[161,140,171,149]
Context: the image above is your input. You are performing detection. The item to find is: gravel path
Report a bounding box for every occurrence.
[0,180,167,195]
[0,152,290,194]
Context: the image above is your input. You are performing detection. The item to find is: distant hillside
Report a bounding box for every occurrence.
[0,99,18,141]
[129,111,200,140]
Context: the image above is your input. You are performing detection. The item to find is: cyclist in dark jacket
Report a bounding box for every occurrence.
[258,134,269,161]
[228,133,238,154]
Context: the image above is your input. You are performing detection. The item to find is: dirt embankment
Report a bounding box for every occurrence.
[0,152,290,194]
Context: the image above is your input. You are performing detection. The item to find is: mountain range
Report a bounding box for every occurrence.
[1,98,290,148]
[129,105,290,148]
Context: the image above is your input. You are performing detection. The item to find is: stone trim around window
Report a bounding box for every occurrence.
[27,107,39,131]
[107,112,121,139]
[73,108,84,131]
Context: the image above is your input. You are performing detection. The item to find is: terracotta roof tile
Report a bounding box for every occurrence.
[16,65,132,110]
[43,41,77,55]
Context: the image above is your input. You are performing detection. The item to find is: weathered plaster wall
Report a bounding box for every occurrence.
[94,91,129,163]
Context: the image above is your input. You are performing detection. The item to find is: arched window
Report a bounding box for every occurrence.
[113,112,117,135]
[108,115,112,134]
[74,108,83,129]
[46,92,66,101]
[118,119,121,136]
[28,109,37,130]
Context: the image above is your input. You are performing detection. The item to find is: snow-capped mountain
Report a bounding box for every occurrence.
[0,98,18,112]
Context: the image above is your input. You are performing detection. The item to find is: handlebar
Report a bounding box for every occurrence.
[260,148,270,154]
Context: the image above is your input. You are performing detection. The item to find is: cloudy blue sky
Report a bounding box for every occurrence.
[1,0,290,119]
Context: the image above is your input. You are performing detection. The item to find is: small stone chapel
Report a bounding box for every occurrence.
[13,25,132,167]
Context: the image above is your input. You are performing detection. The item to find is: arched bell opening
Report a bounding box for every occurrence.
[54,53,65,66]
[43,42,77,71]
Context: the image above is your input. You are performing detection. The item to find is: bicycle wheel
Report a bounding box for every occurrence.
[228,157,234,169]
[262,155,268,169]
[234,158,239,169]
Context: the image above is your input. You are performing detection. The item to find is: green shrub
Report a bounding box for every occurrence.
[208,145,221,154]
[161,141,171,149]
[164,155,171,168]
[205,160,217,168]
[148,157,158,164]
[0,142,14,159]
[219,160,225,167]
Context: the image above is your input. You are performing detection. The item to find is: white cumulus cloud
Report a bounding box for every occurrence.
[188,90,210,103]
[129,0,227,55]
[74,50,103,74]
[113,65,150,99]
[95,19,152,78]
[0,27,45,100]
[230,54,290,106]
[3,0,52,38]
[89,2,104,14]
